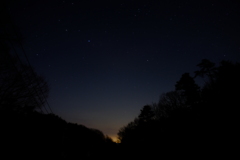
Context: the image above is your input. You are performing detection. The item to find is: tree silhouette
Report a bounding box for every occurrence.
[0,3,119,159]
[117,59,240,158]
[0,50,49,113]
[117,118,140,144]
[0,3,49,113]
[175,73,200,105]
[194,59,216,83]
[154,91,187,119]
[138,105,154,123]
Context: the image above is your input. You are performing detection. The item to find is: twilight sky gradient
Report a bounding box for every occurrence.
[6,0,240,141]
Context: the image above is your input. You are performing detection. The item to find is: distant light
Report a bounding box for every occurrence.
[88,40,90,42]
[109,135,119,143]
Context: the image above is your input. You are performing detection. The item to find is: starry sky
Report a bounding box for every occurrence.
[6,0,240,141]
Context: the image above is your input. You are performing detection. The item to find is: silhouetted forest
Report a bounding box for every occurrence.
[0,31,116,159]
[0,38,117,158]
[2,45,239,159]
[117,59,239,158]
[1,4,117,159]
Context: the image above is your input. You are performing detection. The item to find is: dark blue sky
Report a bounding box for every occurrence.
[6,0,240,141]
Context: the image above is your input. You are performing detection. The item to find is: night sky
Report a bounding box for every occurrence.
[6,0,240,141]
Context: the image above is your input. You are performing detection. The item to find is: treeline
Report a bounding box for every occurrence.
[0,6,117,158]
[0,110,116,159]
[0,43,116,159]
[117,59,239,158]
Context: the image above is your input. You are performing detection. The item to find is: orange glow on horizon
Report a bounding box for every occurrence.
[109,135,120,143]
